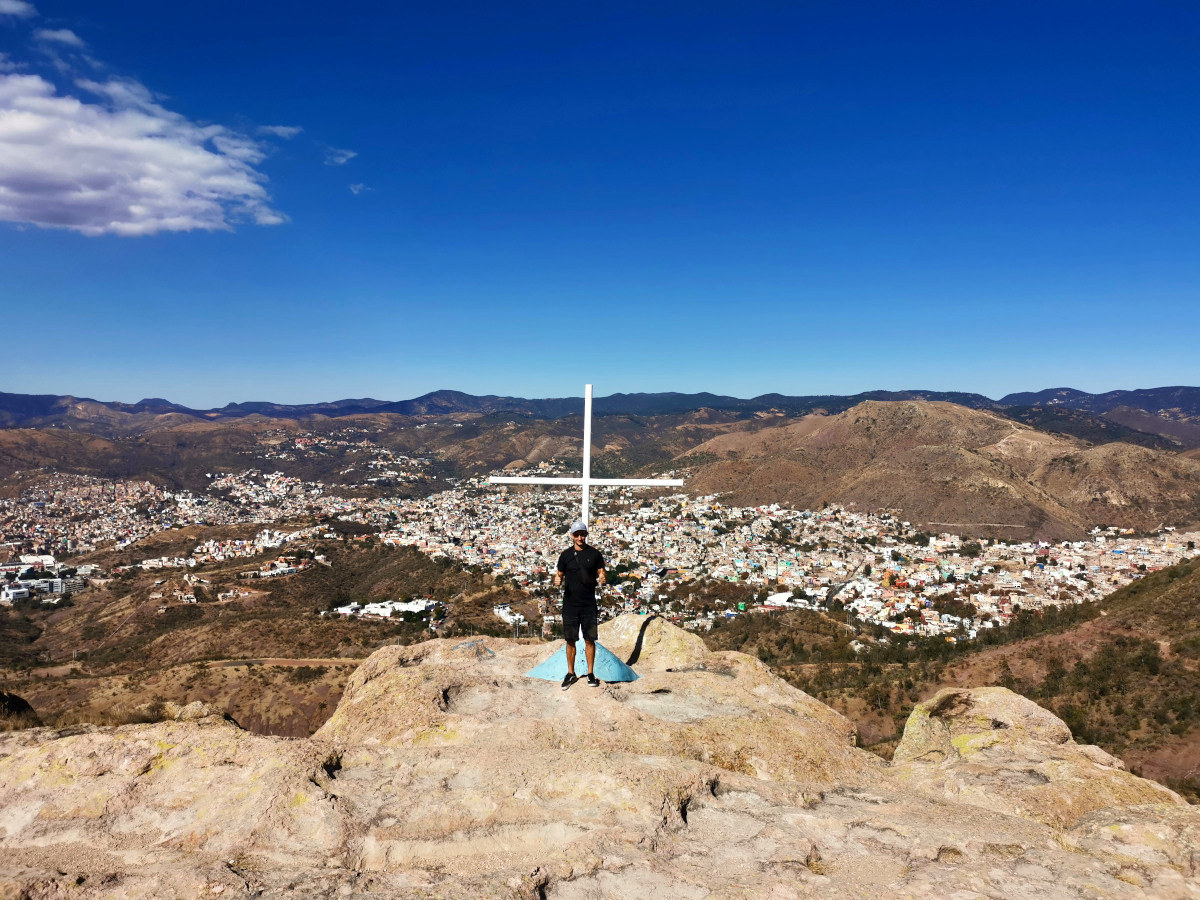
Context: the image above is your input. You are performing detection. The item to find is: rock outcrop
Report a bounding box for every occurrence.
[893,687,1184,829]
[1,616,1198,898]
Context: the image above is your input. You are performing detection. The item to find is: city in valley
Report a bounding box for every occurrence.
[3,427,1196,652]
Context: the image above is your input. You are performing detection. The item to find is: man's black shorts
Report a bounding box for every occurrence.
[562,604,598,642]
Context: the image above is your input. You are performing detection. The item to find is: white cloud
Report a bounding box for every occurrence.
[324,146,356,166]
[0,53,19,72]
[348,183,368,195]
[34,28,83,46]
[0,72,286,235]
[0,0,37,18]
[258,124,302,139]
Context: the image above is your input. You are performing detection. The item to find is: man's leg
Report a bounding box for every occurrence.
[565,639,576,673]
[561,614,579,687]
[584,639,596,674]
[582,606,599,684]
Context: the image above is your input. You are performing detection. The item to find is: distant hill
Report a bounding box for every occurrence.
[999,385,1200,417]
[998,405,1184,450]
[996,386,1200,449]
[2,389,1199,537]
[681,400,1200,538]
[1100,405,1200,448]
[0,391,78,424]
[4,385,1198,449]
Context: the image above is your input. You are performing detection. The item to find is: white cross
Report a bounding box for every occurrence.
[489,384,685,526]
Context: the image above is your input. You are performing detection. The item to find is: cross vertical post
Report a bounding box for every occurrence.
[582,384,593,525]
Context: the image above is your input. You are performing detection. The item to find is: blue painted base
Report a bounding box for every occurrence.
[525,640,639,682]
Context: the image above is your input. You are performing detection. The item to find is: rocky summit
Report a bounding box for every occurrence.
[1,616,1197,898]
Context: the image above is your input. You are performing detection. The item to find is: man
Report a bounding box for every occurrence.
[554,520,606,689]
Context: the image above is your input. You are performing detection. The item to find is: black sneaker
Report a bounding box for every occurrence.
[587,673,601,687]
[561,673,578,690]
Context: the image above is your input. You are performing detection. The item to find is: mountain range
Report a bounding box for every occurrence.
[2,385,1199,540]
[3,384,1199,435]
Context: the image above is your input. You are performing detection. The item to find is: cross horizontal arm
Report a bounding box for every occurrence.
[590,478,685,486]
[488,476,684,487]
[489,476,586,485]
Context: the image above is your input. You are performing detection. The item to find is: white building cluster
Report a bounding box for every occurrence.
[369,475,1200,641]
[325,597,441,621]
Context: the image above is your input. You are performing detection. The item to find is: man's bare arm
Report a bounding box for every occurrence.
[597,566,606,586]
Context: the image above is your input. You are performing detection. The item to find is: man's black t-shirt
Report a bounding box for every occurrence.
[557,544,605,608]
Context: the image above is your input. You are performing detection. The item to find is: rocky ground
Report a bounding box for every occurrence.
[0,615,1197,898]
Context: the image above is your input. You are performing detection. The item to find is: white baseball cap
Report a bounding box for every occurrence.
[569,520,588,535]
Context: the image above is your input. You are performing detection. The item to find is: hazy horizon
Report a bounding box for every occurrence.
[5,381,1199,412]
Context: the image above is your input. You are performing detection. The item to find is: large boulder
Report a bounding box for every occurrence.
[596,614,710,671]
[893,686,1073,763]
[2,620,1199,897]
[893,687,1185,828]
[313,622,866,785]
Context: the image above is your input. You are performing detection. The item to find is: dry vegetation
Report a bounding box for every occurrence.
[0,542,546,736]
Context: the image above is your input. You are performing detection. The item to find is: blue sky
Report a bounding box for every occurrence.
[1,1,1197,407]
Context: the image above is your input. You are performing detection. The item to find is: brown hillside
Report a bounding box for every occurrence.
[0,429,122,484]
[0,543,536,736]
[1104,405,1200,448]
[684,400,1200,538]
[429,409,751,473]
